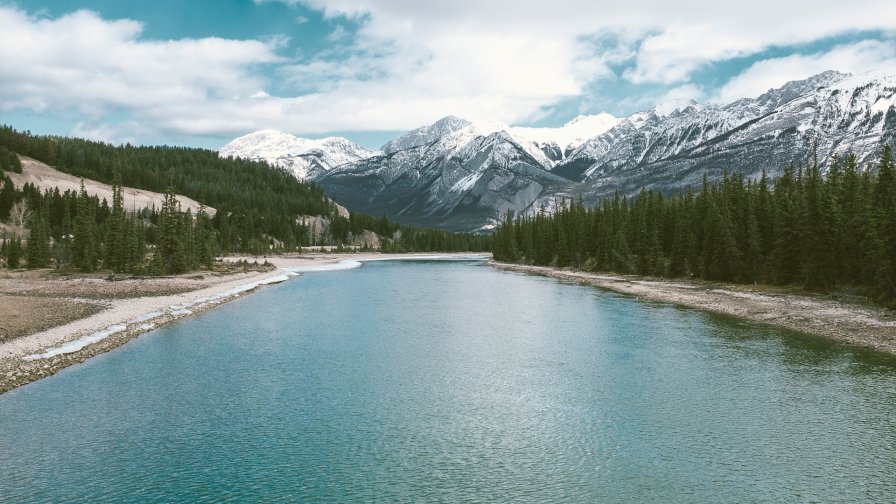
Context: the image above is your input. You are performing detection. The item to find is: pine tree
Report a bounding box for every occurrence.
[153,189,182,274]
[801,161,834,289]
[6,235,23,268]
[194,206,215,269]
[105,170,127,272]
[874,144,896,301]
[0,176,17,221]
[771,165,801,284]
[72,181,98,272]
[26,202,51,268]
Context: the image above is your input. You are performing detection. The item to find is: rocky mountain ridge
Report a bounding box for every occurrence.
[221,70,896,232]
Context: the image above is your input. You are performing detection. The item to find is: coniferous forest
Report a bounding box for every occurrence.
[493,144,896,307]
[0,126,490,274]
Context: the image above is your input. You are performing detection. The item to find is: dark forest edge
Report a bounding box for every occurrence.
[493,142,896,308]
[0,125,491,275]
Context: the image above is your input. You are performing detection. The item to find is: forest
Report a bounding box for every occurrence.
[493,144,896,307]
[0,126,490,274]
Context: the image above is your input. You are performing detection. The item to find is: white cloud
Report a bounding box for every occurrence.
[258,0,896,131]
[287,0,896,85]
[715,40,896,103]
[659,84,705,103]
[325,25,348,42]
[0,6,280,139]
[2,2,896,144]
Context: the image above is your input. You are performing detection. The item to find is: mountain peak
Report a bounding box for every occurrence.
[511,113,621,154]
[747,70,851,110]
[315,70,895,231]
[564,112,619,128]
[381,115,473,154]
[652,99,703,117]
[219,129,375,181]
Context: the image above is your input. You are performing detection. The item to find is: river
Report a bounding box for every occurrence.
[1,259,894,502]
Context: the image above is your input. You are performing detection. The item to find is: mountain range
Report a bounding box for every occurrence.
[220,70,896,232]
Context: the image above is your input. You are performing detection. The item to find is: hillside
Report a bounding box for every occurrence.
[0,126,491,271]
[7,156,213,215]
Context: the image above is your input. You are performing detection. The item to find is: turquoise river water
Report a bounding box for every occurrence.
[1,259,895,502]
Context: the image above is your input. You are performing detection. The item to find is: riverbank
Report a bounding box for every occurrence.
[0,252,490,394]
[0,265,286,393]
[221,252,491,271]
[490,261,896,356]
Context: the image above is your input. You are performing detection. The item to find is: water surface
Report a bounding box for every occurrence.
[1,260,895,502]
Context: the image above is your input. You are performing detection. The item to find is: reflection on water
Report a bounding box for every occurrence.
[1,260,894,503]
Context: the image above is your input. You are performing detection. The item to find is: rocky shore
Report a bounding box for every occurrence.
[0,265,284,394]
[490,261,896,356]
[0,253,489,394]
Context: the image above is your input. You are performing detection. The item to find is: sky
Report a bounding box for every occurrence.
[1,1,895,150]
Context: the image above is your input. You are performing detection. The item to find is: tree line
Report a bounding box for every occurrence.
[1,173,215,274]
[0,124,335,253]
[0,125,490,272]
[493,144,896,307]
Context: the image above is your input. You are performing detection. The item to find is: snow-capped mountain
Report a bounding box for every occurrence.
[554,70,851,183]
[219,129,377,181]
[378,114,621,169]
[544,70,896,209]
[511,112,620,162]
[318,123,569,231]
[223,70,896,232]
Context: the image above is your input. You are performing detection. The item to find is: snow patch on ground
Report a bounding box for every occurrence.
[127,311,163,324]
[281,259,363,274]
[23,324,128,360]
[22,273,296,361]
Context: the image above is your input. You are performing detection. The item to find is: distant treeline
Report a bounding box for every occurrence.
[331,212,491,253]
[1,176,217,274]
[493,144,896,307]
[0,125,490,273]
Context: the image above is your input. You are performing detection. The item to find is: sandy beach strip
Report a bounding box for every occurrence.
[0,253,490,394]
[490,261,896,356]
[0,268,292,393]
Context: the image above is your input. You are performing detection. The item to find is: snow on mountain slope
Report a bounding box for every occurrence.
[510,113,621,163]
[219,129,377,181]
[380,115,471,154]
[536,70,896,215]
[223,70,895,232]
[555,70,858,183]
[318,122,569,232]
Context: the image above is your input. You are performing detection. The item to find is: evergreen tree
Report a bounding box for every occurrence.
[72,181,98,272]
[492,143,896,307]
[6,235,23,268]
[26,202,51,268]
[153,189,182,274]
[0,176,17,221]
[105,171,127,272]
[874,144,896,301]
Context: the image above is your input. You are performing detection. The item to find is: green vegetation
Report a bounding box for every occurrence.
[0,145,21,173]
[493,144,896,307]
[330,212,491,253]
[0,124,333,253]
[0,125,490,273]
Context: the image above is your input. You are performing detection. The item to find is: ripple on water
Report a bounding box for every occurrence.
[1,260,895,503]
